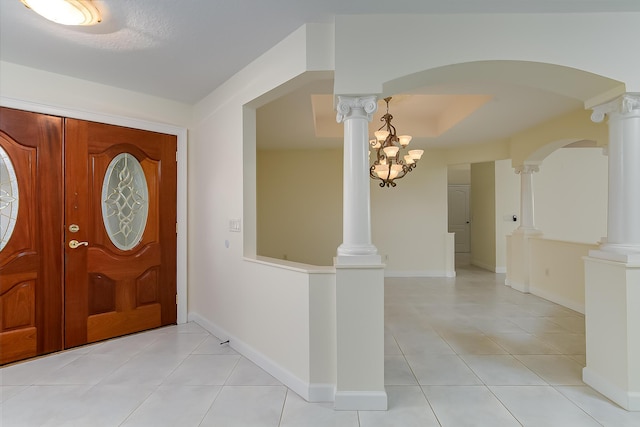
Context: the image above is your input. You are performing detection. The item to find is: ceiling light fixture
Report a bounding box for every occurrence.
[20,0,101,26]
[370,97,423,187]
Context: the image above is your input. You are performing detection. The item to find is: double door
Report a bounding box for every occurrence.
[0,107,177,364]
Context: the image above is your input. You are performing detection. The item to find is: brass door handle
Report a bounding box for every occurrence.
[69,240,89,249]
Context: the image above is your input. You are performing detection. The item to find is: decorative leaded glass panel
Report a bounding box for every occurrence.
[102,153,149,251]
[0,146,19,251]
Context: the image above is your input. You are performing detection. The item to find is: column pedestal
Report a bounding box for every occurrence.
[583,256,640,411]
[334,261,386,410]
[584,93,640,411]
[333,95,386,410]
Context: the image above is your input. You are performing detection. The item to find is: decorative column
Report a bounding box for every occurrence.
[515,163,542,234]
[591,93,640,260]
[335,95,380,263]
[583,93,640,411]
[333,95,386,411]
[506,162,542,293]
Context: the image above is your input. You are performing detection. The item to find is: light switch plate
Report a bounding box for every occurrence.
[229,219,241,232]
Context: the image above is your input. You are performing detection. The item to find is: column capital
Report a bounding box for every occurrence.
[591,93,640,123]
[336,95,378,123]
[514,163,540,175]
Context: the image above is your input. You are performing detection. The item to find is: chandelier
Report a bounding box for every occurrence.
[369,97,424,187]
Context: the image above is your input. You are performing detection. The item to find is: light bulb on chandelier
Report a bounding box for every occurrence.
[369,97,423,187]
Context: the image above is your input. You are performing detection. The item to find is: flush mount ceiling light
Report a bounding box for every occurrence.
[20,0,101,26]
[369,97,424,188]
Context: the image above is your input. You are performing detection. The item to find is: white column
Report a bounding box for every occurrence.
[583,93,640,411]
[515,163,542,234]
[591,93,640,261]
[335,95,380,263]
[333,95,386,411]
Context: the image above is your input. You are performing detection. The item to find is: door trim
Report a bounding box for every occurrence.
[1,97,188,324]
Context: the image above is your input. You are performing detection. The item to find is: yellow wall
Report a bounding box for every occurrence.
[257,149,343,265]
[470,162,496,270]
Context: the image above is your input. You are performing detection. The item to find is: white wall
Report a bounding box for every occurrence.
[188,24,338,400]
[0,61,192,126]
[535,147,607,243]
[495,159,520,271]
[334,13,639,99]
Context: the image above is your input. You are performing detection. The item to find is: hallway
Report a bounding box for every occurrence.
[1,264,638,426]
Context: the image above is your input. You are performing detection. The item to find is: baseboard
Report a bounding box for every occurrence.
[471,259,499,273]
[529,285,585,314]
[583,367,640,411]
[495,266,507,274]
[188,312,334,403]
[506,279,530,293]
[334,390,388,411]
[385,270,454,278]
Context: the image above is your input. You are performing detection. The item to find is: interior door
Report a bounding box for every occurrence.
[448,185,471,253]
[0,108,64,364]
[64,119,177,348]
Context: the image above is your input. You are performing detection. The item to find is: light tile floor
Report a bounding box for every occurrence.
[2,261,640,426]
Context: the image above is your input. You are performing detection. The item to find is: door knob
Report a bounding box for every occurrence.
[69,240,89,249]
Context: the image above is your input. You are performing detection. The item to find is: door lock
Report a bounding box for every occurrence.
[69,240,89,249]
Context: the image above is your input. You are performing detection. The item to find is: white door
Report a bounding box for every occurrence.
[448,185,470,253]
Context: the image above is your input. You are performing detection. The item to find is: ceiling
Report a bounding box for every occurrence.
[1,1,638,150]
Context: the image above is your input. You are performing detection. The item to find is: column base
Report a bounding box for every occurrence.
[337,243,379,258]
[584,256,640,411]
[591,244,640,264]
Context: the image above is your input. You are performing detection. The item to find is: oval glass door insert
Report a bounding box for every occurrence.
[0,146,19,251]
[102,153,149,250]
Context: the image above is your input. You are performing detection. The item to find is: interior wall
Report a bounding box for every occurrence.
[535,147,607,243]
[470,162,496,271]
[448,164,471,185]
[0,61,192,126]
[334,13,640,97]
[189,24,337,394]
[495,159,520,271]
[372,150,450,276]
[257,148,342,266]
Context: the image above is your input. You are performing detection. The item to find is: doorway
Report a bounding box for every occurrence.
[448,184,471,253]
[0,107,177,364]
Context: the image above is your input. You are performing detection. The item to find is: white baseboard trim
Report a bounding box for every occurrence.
[334,390,388,411]
[188,312,334,403]
[507,279,530,293]
[495,266,507,274]
[583,367,640,411]
[471,259,498,273]
[385,270,454,278]
[529,285,585,314]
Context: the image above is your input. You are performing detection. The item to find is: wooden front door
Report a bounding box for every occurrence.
[64,119,177,348]
[0,108,64,364]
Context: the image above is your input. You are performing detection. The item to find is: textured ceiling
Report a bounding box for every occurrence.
[1,0,639,104]
[1,1,637,151]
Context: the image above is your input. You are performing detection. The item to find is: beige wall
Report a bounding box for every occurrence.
[529,238,597,313]
[257,149,342,265]
[535,147,607,244]
[470,162,496,270]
